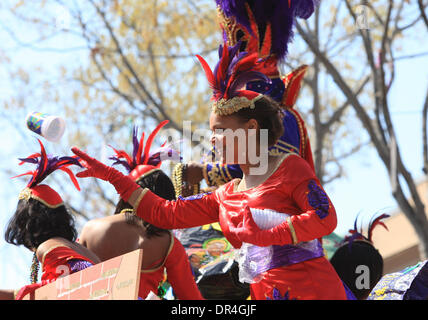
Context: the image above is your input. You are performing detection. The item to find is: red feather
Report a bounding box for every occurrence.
[136,132,145,165]
[58,167,81,191]
[37,139,48,174]
[109,145,133,166]
[53,160,73,168]
[282,65,308,108]
[368,213,390,242]
[142,120,169,165]
[225,53,259,98]
[195,55,216,90]
[232,53,259,72]
[260,23,272,58]
[11,171,34,180]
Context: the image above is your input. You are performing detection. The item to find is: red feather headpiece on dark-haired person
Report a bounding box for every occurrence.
[12,139,82,208]
[196,41,271,116]
[342,212,390,251]
[109,120,180,182]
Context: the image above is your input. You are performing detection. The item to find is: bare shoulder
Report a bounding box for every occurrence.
[36,237,71,261]
[81,215,124,237]
[37,237,101,264]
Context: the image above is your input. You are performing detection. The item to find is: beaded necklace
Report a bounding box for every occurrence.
[30,251,39,284]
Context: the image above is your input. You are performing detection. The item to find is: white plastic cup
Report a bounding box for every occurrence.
[26,111,66,143]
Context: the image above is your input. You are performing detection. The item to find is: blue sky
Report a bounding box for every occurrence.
[0,2,427,290]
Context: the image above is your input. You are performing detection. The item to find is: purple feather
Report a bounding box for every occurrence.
[227,51,249,77]
[132,126,139,166]
[211,41,269,100]
[110,125,179,172]
[346,232,364,253]
[213,42,242,92]
[147,146,181,166]
[108,156,132,173]
[18,157,39,164]
[216,0,253,36]
[17,146,82,189]
[341,212,389,252]
[295,0,319,19]
[215,0,319,61]
[227,70,271,97]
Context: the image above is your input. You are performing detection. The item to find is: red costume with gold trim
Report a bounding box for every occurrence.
[40,246,95,282]
[132,154,347,300]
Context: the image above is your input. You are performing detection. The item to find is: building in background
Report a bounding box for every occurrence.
[372,179,428,274]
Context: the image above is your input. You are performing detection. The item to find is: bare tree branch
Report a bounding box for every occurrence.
[324,75,371,129]
[297,1,428,258]
[422,87,428,174]
[88,0,182,132]
[296,20,390,163]
[418,0,428,30]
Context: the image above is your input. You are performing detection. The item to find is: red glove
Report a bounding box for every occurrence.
[71,147,140,202]
[229,206,292,247]
[15,281,50,300]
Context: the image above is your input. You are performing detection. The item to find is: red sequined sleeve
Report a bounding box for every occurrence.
[134,189,220,229]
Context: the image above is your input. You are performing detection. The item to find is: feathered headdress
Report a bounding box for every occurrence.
[342,213,390,251]
[12,139,82,208]
[216,0,318,64]
[215,1,316,110]
[196,41,271,116]
[109,120,180,181]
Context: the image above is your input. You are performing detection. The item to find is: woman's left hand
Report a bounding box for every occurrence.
[228,206,266,246]
[229,206,292,247]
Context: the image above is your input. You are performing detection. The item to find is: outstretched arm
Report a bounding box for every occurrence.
[128,188,219,229]
[72,147,219,230]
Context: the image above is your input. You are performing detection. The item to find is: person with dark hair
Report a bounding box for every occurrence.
[330,213,388,300]
[3,139,100,300]
[78,122,203,300]
[71,44,349,300]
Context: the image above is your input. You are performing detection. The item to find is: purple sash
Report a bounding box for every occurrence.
[237,240,325,283]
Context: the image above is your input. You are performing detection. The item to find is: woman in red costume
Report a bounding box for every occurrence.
[71,43,349,300]
[4,139,100,300]
[78,122,203,300]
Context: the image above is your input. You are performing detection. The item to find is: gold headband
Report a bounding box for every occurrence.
[212,95,263,116]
